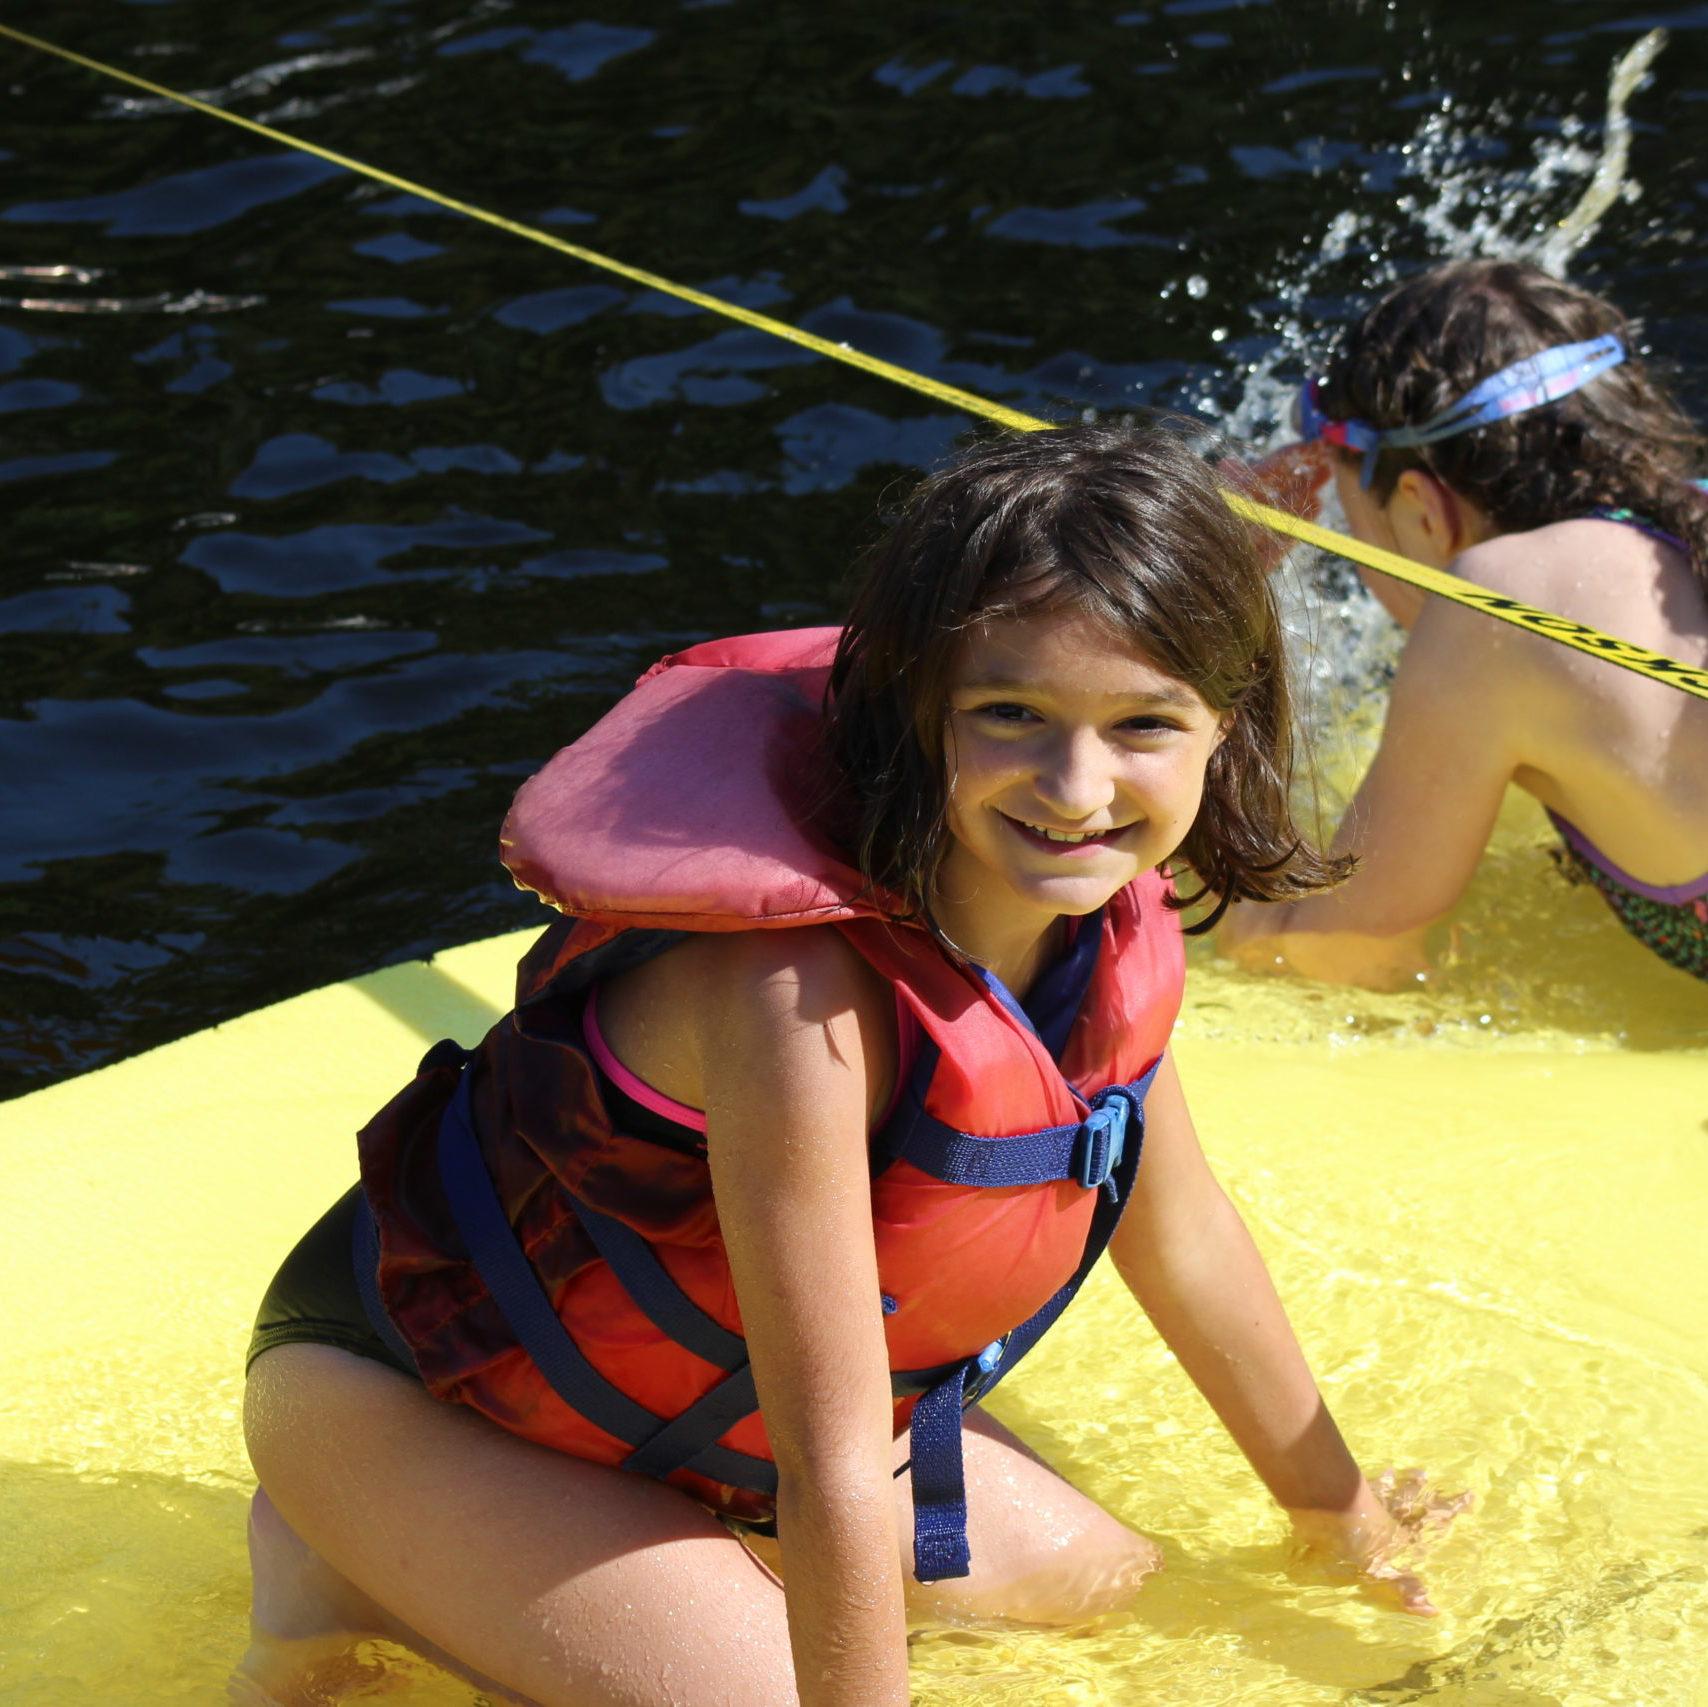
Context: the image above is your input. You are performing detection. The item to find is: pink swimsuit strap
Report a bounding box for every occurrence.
[582,984,920,1138]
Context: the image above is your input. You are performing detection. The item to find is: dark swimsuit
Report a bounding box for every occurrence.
[1547,808,1708,980]
[247,988,737,1375]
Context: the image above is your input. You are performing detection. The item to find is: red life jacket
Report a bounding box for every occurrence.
[356,628,1185,1580]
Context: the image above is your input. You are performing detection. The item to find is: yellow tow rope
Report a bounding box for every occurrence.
[5,22,1706,703]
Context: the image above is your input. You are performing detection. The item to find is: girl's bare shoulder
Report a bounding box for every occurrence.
[1441,517,1705,689]
[596,924,898,1116]
[1455,515,1677,596]
[677,926,893,1033]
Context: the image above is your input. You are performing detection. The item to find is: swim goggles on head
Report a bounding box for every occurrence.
[1297,332,1627,487]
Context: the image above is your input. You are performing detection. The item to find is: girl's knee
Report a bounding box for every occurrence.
[909,1510,1161,1627]
[1021,1517,1162,1623]
[1087,1520,1164,1608]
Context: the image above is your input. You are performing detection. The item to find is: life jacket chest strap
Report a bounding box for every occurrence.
[881,1045,1149,1199]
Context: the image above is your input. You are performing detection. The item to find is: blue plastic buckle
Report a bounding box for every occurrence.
[1073,1093,1130,1197]
[963,1336,1006,1405]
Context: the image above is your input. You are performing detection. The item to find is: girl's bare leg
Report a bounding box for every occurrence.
[237,1485,539,1704]
[909,1407,1162,1624]
[741,1408,1162,1627]
[242,1349,1157,1703]
[242,1345,797,1707]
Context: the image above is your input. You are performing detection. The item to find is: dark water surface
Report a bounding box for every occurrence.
[5,1,1708,1094]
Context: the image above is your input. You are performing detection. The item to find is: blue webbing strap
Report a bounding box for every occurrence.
[565,1195,772,1483]
[620,1362,763,1482]
[576,1211,991,1487]
[894,1105,1084,1186]
[871,1040,942,1174]
[568,1195,748,1370]
[903,1056,1161,1582]
[1012,907,1103,1059]
[349,1196,423,1375]
[883,913,1125,1192]
[437,1072,778,1493]
[438,1076,670,1446]
[907,1357,981,1579]
[978,1059,1159,1399]
[968,907,1101,1054]
[874,900,1094,1181]
[889,1067,1150,1195]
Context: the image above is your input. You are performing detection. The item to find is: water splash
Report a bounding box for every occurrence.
[1212,28,1671,733]
[1533,29,1668,275]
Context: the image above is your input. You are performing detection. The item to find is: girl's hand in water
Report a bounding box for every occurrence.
[1288,1469,1473,1617]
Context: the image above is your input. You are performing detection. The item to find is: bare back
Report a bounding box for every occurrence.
[1453,516,1708,884]
[1220,510,1708,981]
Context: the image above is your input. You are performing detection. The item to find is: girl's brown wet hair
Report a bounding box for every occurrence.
[823,422,1352,934]
[1319,258,1708,577]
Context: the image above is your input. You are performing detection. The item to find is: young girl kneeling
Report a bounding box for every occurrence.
[242,424,1459,1707]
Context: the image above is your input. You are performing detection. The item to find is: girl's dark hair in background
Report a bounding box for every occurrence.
[823,422,1352,935]
[1320,258,1708,576]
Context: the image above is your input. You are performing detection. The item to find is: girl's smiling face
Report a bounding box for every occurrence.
[935,604,1227,954]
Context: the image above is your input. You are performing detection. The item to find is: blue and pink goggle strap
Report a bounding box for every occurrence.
[1298,333,1626,488]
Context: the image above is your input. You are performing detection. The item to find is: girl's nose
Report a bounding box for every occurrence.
[1032,729,1117,820]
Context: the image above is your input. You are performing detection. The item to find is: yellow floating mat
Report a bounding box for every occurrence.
[2,924,1706,1705]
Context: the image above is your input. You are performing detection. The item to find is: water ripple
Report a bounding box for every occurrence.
[437,21,656,82]
[4,152,343,238]
[180,514,552,596]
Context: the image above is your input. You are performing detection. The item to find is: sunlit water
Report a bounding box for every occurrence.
[3,3,1707,1703]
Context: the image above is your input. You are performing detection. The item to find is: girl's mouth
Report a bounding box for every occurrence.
[1002,814,1131,854]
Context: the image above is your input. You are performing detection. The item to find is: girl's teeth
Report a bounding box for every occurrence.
[1035,825,1099,842]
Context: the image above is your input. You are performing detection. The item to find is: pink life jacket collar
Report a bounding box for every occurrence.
[501,627,877,931]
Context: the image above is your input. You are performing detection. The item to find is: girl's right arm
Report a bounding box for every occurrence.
[687,927,910,1707]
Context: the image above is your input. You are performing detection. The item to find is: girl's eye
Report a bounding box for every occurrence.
[1120,715,1179,735]
[973,701,1040,723]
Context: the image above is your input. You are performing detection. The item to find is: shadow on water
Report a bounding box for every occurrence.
[0,1459,498,1704]
[352,952,510,1048]
[1344,1557,1707,1703]
[1113,1546,1592,1707]
[1155,1539,1704,1705]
